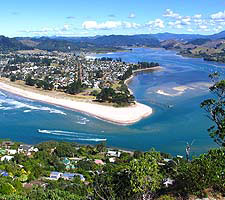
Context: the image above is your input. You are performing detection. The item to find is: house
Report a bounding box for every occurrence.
[62,173,76,180]
[48,172,85,181]
[1,155,14,161]
[163,178,174,187]
[49,171,63,180]
[107,150,121,157]
[6,149,17,155]
[62,173,85,181]
[1,141,14,148]
[62,157,70,165]
[94,159,105,165]
[18,145,38,155]
[65,164,76,170]
[0,171,9,177]
[109,157,116,163]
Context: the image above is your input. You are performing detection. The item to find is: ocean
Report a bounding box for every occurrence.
[1,48,225,156]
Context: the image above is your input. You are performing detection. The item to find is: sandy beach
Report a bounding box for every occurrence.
[0,80,152,125]
[132,66,163,74]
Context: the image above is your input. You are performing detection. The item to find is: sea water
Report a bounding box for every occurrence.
[1,48,224,156]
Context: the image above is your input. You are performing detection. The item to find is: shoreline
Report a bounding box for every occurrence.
[0,79,152,125]
[124,66,163,94]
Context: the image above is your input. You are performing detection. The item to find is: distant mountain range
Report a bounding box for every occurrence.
[0,30,225,52]
[47,30,225,43]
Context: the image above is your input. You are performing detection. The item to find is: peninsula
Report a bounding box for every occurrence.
[0,50,161,125]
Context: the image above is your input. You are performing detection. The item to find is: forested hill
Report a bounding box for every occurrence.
[68,35,161,47]
[0,36,32,52]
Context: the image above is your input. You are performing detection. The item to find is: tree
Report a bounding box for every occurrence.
[0,183,16,195]
[10,74,16,82]
[201,72,225,147]
[96,87,115,102]
[174,148,225,196]
[66,79,82,94]
[128,150,163,199]
[25,74,35,86]
[96,142,106,153]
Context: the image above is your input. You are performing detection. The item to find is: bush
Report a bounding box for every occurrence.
[174,148,225,196]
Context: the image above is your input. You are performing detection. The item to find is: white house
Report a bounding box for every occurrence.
[6,149,17,155]
[163,178,174,187]
[49,172,63,180]
[1,155,14,162]
[107,150,121,158]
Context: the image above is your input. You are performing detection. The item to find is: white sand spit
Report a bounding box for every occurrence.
[0,82,152,125]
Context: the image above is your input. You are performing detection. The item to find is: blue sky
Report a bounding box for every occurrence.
[1,0,225,37]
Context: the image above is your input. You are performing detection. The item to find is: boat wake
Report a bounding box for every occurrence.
[37,129,107,142]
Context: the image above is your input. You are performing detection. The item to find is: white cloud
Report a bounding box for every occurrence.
[168,20,184,28]
[213,25,224,32]
[82,20,140,30]
[193,14,202,19]
[181,17,191,25]
[163,9,181,19]
[176,24,183,29]
[128,13,136,19]
[199,25,208,29]
[122,22,140,28]
[198,25,210,32]
[82,21,122,30]
[193,19,204,25]
[147,19,164,29]
[211,11,225,21]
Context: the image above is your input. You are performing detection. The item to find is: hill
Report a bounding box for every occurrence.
[0,36,32,52]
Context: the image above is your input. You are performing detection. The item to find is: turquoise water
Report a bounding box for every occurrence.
[1,48,225,156]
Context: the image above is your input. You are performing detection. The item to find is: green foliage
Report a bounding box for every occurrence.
[201,73,225,147]
[128,151,163,196]
[0,183,16,195]
[10,74,16,82]
[174,148,225,196]
[66,79,83,94]
[0,194,28,200]
[27,188,84,200]
[96,142,106,153]
[96,87,115,102]
[96,87,134,105]
[54,142,77,157]
[25,74,36,86]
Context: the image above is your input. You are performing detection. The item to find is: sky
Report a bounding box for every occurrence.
[1,0,225,37]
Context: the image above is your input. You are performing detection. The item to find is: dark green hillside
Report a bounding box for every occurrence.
[0,36,32,52]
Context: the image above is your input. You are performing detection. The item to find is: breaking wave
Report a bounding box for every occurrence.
[37,129,107,142]
[76,117,90,125]
[0,91,7,97]
[0,98,66,115]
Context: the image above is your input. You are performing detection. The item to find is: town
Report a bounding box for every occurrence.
[0,50,159,106]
